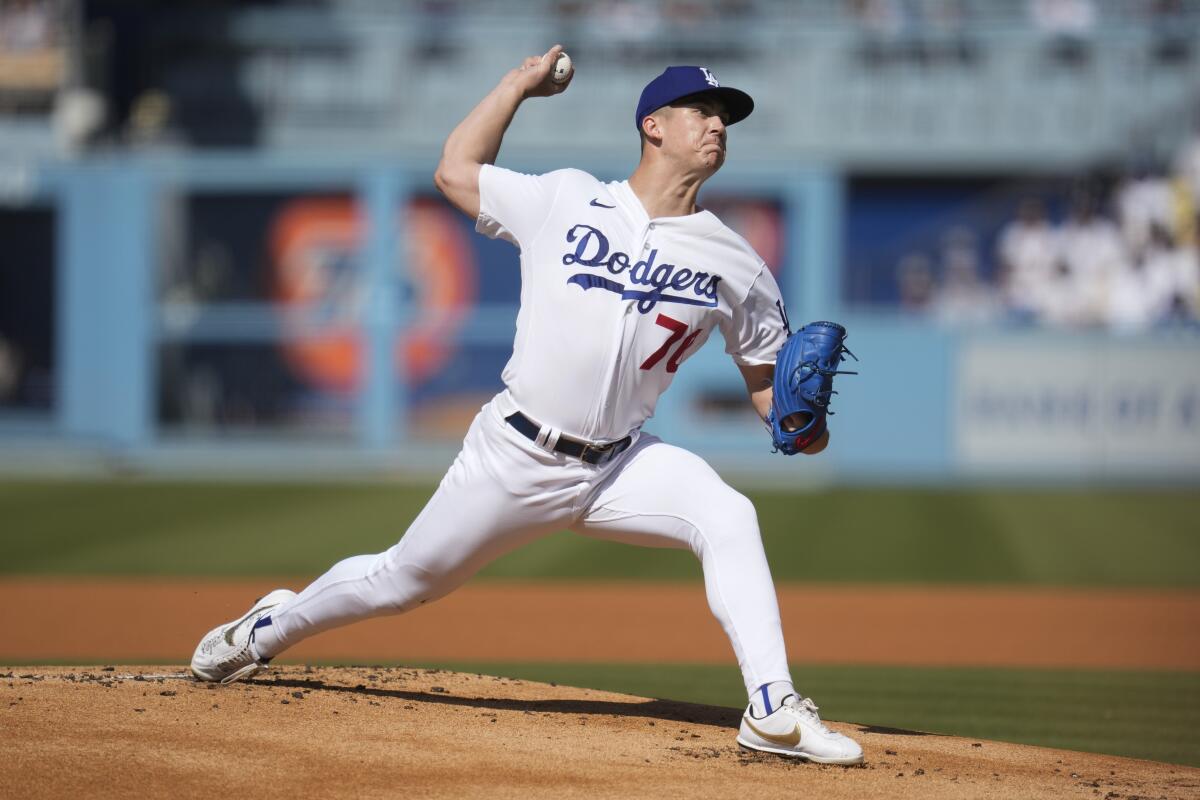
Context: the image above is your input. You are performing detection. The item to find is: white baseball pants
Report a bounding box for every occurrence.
[261,397,792,695]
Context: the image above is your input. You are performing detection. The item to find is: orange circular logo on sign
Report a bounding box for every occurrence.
[269,196,476,393]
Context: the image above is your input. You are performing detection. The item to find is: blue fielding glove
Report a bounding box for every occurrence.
[767,321,857,455]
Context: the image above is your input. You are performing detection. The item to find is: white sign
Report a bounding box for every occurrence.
[956,339,1200,472]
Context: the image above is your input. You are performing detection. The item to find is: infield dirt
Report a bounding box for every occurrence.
[4,666,1197,800]
[3,579,1199,668]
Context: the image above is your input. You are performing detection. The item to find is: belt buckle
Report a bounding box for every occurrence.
[581,441,613,464]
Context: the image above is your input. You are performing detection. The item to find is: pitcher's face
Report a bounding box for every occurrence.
[657,94,729,174]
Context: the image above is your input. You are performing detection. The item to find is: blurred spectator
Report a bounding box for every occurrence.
[932,228,1001,325]
[664,0,712,27]
[0,0,63,109]
[1033,258,1093,327]
[918,0,966,33]
[847,0,908,39]
[866,127,1200,330]
[561,0,750,63]
[997,198,1059,319]
[1116,170,1175,255]
[1157,224,1200,319]
[1141,0,1193,65]
[1028,0,1096,36]
[917,0,976,66]
[980,145,1200,331]
[660,0,714,61]
[1106,225,1177,331]
[589,0,663,62]
[1105,222,1200,330]
[1176,129,1200,217]
[847,0,908,67]
[414,0,459,62]
[848,0,975,68]
[896,252,936,312]
[1057,192,1125,324]
[1028,0,1096,67]
[52,87,106,151]
[125,88,176,147]
[711,0,756,61]
[0,0,54,52]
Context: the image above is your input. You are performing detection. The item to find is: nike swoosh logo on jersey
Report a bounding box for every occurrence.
[744,717,802,747]
[223,603,280,646]
[589,198,616,208]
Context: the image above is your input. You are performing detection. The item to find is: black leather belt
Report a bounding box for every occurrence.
[505,412,633,466]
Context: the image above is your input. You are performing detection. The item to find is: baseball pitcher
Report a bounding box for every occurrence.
[191,46,862,765]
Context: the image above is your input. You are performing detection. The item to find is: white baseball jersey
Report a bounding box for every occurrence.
[254,165,799,703]
[476,165,789,442]
[216,76,827,726]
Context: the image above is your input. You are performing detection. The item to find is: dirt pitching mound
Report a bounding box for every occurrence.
[3,666,1196,800]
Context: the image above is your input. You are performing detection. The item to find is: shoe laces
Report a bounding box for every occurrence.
[217,644,254,668]
[206,615,261,667]
[781,694,833,734]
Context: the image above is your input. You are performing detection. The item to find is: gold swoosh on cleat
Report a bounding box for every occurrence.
[223,604,279,646]
[745,717,802,747]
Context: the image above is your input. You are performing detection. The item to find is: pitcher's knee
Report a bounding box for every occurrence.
[711,486,758,526]
[695,489,761,549]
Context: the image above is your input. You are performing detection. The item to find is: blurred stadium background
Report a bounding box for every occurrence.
[1,0,1198,478]
[1,0,1199,767]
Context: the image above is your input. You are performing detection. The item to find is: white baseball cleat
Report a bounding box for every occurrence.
[190,589,296,684]
[736,694,865,765]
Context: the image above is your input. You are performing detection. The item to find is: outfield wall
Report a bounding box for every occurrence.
[0,154,1197,484]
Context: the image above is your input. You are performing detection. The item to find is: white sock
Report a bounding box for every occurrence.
[749,680,796,718]
[250,615,282,660]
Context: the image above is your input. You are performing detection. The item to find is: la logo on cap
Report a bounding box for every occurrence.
[633,65,753,130]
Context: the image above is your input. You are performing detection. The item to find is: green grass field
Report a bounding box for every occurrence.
[2,480,1198,766]
[2,480,1198,586]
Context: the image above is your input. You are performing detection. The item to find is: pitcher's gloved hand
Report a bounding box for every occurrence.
[767,321,857,455]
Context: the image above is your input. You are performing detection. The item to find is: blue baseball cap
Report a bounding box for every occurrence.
[635,66,754,132]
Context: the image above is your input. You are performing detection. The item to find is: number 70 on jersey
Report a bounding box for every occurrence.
[640,313,702,374]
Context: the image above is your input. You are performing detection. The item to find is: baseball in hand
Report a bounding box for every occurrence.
[551,52,573,83]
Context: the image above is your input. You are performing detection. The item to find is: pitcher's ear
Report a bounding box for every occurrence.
[641,111,665,145]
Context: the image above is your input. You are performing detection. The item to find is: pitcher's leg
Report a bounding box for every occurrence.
[574,438,791,695]
[256,411,577,658]
[259,495,557,657]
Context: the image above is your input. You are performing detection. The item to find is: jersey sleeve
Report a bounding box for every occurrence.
[720,265,790,366]
[475,164,562,248]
